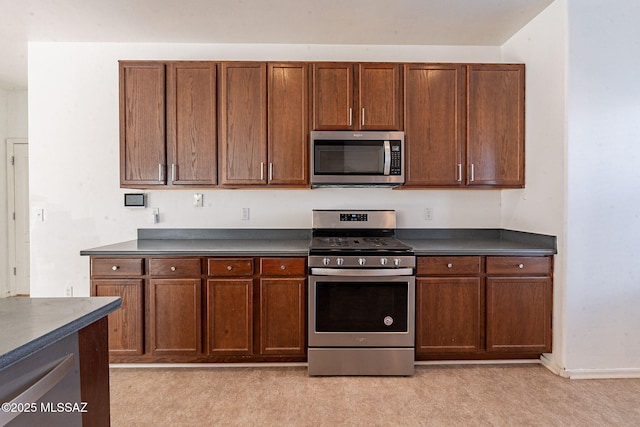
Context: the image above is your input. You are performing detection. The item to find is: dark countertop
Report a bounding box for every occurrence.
[397,229,557,256]
[0,297,121,370]
[80,228,556,257]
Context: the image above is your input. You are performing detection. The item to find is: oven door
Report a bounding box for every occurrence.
[308,273,415,348]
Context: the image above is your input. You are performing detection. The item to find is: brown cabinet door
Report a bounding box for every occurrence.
[404,64,466,186]
[267,63,309,186]
[92,279,144,355]
[416,277,483,354]
[467,64,525,187]
[358,63,403,130]
[259,278,306,355]
[206,279,253,355]
[167,62,217,185]
[220,62,268,185]
[312,63,354,130]
[119,61,167,187]
[148,278,202,355]
[486,276,551,353]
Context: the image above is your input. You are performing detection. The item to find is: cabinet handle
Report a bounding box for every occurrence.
[158,164,164,182]
[349,108,353,127]
[457,164,462,182]
[470,164,475,182]
[112,265,119,271]
[362,108,365,126]
[447,263,453,268]
[170,266,176,272]
[280,265,286,270]
[227,265,233,271]
[171,163,177,182]
[269,163,273,181]
[518,264,524,269]
[260,162,264,180]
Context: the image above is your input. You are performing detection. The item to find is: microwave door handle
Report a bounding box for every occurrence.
[383,140,391,175]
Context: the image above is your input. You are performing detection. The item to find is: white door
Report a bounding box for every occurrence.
[6,139,30,296]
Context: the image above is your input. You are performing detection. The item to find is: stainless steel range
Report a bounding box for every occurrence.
[308,209,415,376]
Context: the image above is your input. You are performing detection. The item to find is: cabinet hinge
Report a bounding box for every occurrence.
[10,156,15,166]
[12,212,16,220]
[13,267,17,276]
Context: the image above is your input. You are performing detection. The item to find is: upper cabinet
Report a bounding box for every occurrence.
[312,63,402,131]
[267,63,309,186]
[404,64,466,187]
[119,61,217,188]
[219,62,309,187]
[219,62,268,186]
[167,62,218,186]
[467,64,525,187]
[404,63,525,188]
[119,60,524,189]
[120,61,167,187]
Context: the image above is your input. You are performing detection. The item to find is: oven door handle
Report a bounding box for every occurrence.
[310,268,414,276]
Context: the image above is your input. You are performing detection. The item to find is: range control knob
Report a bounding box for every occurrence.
[322,257,331,266]
[358,258,367,266]
[336,258,345,266]
[380,258,388,266]
[394,258,402,266]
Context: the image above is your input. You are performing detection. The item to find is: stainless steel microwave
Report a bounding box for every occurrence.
[310,131,405,186]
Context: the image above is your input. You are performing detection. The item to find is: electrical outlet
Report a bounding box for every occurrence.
[424,208,434,221]
[241,207,250,220]
[194,193,203,208]
[66,286,73,297]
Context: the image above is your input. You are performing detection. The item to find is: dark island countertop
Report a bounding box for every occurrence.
[0,297,121,370]
[80,228,556,257]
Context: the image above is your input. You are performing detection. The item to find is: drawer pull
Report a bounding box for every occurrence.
[170,266,176,272]
[280,265,286,270]
[518,264,524,269]
[227,265,233,271]
[112,265,119,271]
[447,263,453,268]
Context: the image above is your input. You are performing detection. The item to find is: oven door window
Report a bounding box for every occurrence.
[314,141,384,175]
[315,281,408,332]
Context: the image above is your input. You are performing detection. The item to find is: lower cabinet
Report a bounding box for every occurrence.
[148,278,202,355]
[485,257,552,353]
[416,277,483,354]
[90,255,306,362]
[416,255,553,359]
[259,257,306,356]
[92,279,144,355]
[206,258,254,355]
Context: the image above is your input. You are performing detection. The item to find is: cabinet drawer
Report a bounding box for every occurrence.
[260,258,306,276]
[208,258,254,277]
[149,258,201,277]
[486,256,551,275]
[417,256,481,276]
[91,258,144,277]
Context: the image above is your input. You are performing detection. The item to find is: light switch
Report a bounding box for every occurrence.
[34,208,44,222]
[194,193,203,208]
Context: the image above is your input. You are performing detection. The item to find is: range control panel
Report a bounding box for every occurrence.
[340,213,368,222]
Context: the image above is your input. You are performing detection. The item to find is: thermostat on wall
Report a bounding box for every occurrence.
[124,193,146,208]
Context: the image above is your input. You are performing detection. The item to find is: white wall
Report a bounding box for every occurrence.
[28,42,504,298]
[562,0,640,377]
[500,2,567,371]
[0,88,28,296]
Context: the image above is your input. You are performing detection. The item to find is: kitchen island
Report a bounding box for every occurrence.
[0,297,120,426]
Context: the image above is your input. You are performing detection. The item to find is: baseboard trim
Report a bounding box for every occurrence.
[110,359,543,369]
[561,368,640,380]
